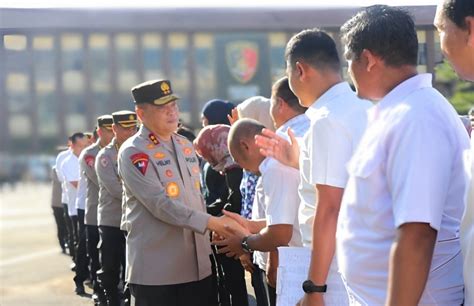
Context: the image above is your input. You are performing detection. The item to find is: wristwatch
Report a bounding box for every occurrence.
[302,280,327,293]
[241,236,253,253]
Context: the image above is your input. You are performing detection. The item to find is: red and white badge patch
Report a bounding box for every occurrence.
[131,153,149,176]
[84,155,95,168]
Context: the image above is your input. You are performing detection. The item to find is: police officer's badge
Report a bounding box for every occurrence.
[166,182,180,198]
[85,155,95,168]
[130,153,149,175]
[160,82,171,95]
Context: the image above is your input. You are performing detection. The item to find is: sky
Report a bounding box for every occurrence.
[1,0,438,9]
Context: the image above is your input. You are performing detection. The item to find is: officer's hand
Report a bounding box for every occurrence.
[239,254,255,273]
[207,216,249,238]
[221,210,250,232]
[211,225,248,258]
[255,128,300,169]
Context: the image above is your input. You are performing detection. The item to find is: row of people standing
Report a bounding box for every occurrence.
[53,112,139,305]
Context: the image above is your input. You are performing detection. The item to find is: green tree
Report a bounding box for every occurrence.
[434,60,474,115]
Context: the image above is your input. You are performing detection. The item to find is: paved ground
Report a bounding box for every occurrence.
[0,182,256,306]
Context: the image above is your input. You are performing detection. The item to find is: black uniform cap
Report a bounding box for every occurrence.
[131,79,179,106]
[112,110,138,128]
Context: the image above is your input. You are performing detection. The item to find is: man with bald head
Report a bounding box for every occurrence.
[217,118,303,306]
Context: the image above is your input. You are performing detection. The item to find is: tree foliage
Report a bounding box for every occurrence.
[434,61,474,115]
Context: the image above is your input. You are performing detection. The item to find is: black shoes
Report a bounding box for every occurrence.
[75,283,85,295]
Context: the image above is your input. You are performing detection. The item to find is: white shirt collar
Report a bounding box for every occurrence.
[305,82,353,117]
[377,73,432,109]
[276,113,308,134]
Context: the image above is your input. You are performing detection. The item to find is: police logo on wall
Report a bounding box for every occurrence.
[130,153,149,175]
[226,41,259,84]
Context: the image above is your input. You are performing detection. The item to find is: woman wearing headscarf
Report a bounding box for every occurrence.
[195,124,249,306]
[200,99,235,205]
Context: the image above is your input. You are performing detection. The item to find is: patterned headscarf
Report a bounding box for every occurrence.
[193,124,238,173]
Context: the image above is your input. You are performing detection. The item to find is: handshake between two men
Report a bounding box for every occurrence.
[207,210,295,288]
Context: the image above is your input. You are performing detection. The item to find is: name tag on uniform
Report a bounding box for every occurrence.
[156,160,171,166]
[185,157,197,163]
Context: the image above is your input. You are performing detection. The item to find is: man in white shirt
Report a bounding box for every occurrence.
[55,140,74,259]
[61,132,89,292]
[215,119,303,306]
[337,5,470,305]
[434,1,474,304]
[256,29,371,305]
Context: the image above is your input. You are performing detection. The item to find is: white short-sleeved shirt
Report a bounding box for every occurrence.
[253,157,303,270]
[337,74,470,305]
[55,149,71,204]
[61,153,80,216]
[298,82,372,247]
[461,134,474,306]
[75,168,87,210]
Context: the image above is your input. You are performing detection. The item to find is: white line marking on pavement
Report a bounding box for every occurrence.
[0,248,59,268]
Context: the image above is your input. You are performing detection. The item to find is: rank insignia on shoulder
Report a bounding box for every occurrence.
[148,133,160,145]
[130,152,149,175]
[85,155,95,167]
[195,179,200,190]
[166,182,180,198]
[147,144,155,150]
[100,156,109,168]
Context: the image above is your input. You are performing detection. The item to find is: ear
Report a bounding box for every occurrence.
[295,61,306,81]
[112,124,118,134]
[97,127,103,137]
[240,139,249,152]
[135,106,145,122]
[361,49,378,72]
[466,16,474,48]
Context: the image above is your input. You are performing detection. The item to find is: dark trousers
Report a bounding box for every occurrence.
[63,204,75,259]
[52,206,67,250]
[98,225,126,306]
[86,225,101,283]
[129,276,213,306]
[74,209,89,284]
[218,254,249,306]
[71,215,79,244]
[252,266,276,306]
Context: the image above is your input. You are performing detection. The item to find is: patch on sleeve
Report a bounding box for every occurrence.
[84,155,95,168]
[100,156,109,168]
[130,153,149,175]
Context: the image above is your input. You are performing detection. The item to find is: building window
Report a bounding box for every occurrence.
[33,35,58,137]
[89,33,111,116]
[62,33,86,134]
[269,32,286,84]
[194,33,216,113]
[169,33,190,123]
[142,33,164,81]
